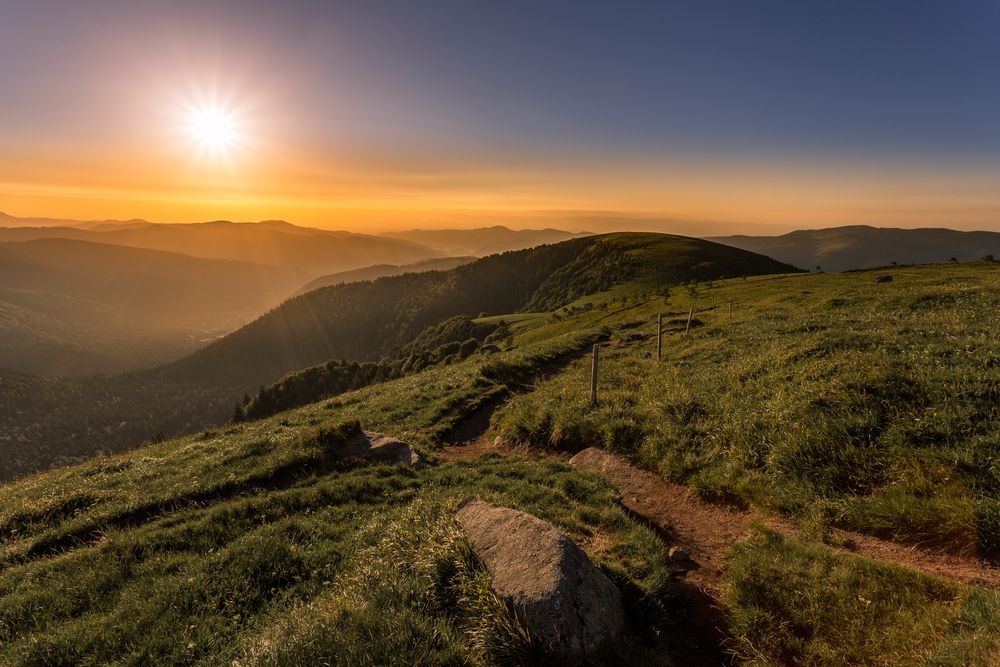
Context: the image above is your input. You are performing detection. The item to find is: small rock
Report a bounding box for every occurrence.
[568,447,615,473]
[342,431,427,468]
[875,275,893,284]
[456,498,624,657]
[668,546,690,561]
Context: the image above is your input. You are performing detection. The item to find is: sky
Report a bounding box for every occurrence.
[2,0,1000,234]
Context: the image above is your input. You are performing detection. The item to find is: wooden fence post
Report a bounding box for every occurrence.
[656,313,663,362]
[685,307,694,334]
[591,344,600,405]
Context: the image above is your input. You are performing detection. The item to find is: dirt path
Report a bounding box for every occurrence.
[444,440,1000,665]
[565,447,1000,590]
[436,350,1000,664]
[445,439,1000,590]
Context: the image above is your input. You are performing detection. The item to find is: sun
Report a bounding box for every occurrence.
[185,104,241,155]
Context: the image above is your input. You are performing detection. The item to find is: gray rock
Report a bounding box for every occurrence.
[668,546,690,562]
[456,498,624,657]
[342,431,427,468]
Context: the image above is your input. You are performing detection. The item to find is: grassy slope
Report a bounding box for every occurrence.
[492,262,1000,555]
[487,262,1000,663]
[0,231,795,483]
[0,328,673,665]
[725,527,1000,665]
[4,259,1000,664]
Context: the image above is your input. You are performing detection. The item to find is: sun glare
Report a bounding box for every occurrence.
[185,105,241,156]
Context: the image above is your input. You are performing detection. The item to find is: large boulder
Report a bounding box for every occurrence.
[456,498,624,657]
[342,431,427,468]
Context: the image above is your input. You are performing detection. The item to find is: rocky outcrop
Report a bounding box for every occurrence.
[568,447,619,475]
[455,498,624,657]
[342,431,427,468]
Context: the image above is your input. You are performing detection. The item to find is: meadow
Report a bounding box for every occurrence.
[2,259,1000,664]
[493,263,1000,556]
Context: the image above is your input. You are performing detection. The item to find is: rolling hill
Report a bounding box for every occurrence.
[0,232,797,481]
[166,233,799,388]
[2,258,999,665]
[0,238,308,375]
[293,256,475,297]
[380,225,590,256]
[711,225,1000,272]
[0,288,207,376]
[0,215,441,276]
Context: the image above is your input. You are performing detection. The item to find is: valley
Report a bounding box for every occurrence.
[1,232,999,664]
[0,232,794,481]
[7,4,1000,663]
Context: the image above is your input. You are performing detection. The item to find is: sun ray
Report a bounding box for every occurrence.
[183,102,244,159]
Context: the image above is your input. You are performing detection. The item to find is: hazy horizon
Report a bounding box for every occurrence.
[7,209,1000,238]
[4,1,1000,233]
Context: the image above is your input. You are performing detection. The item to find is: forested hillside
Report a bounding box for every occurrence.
[3,261,1000,665]
[0,233,796,481]
[168,233,796,387]
[0,217,440,276]
[234,315,507,421]
[0,238,306,374]
[293,256,474,297]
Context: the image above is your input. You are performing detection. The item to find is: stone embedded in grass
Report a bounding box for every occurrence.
[455,497,625,657]
[342,430,427,468]
[668,546,690,562]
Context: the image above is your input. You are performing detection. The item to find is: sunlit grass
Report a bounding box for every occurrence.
[492,262,1000,554]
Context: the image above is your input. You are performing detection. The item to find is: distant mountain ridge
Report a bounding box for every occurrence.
[711,225,1000,272]
[0,238,311,375]
[294,256,476,296]
[381,226,590,256]
[0,216,599,276]
[0,232,798,481]
[0,216,440,277]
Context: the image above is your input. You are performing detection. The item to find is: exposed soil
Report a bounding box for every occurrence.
[441,340,602,450]
[444,440,1000,664]
[565,447,1000,590]
[566,447,748,595]
[437,349,1000,664]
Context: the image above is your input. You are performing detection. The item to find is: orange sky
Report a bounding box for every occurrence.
[4,144,1000,235]
[5,3,1000,235]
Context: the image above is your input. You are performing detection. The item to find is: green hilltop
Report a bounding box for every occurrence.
[1,249,999,663]
[0,232,796,481]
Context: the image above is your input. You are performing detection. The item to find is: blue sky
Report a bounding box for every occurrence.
[2,0,1000,232]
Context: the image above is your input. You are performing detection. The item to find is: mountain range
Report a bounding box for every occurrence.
[0,216,439,276]
[293,256,476,297]
[0,215,590,375]
[711,225,1000,272]
[0,232,797,480]
[380,225,590,256]
[0,238,307,375]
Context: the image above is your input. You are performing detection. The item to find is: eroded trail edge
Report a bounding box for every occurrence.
[568,447,1000,590]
